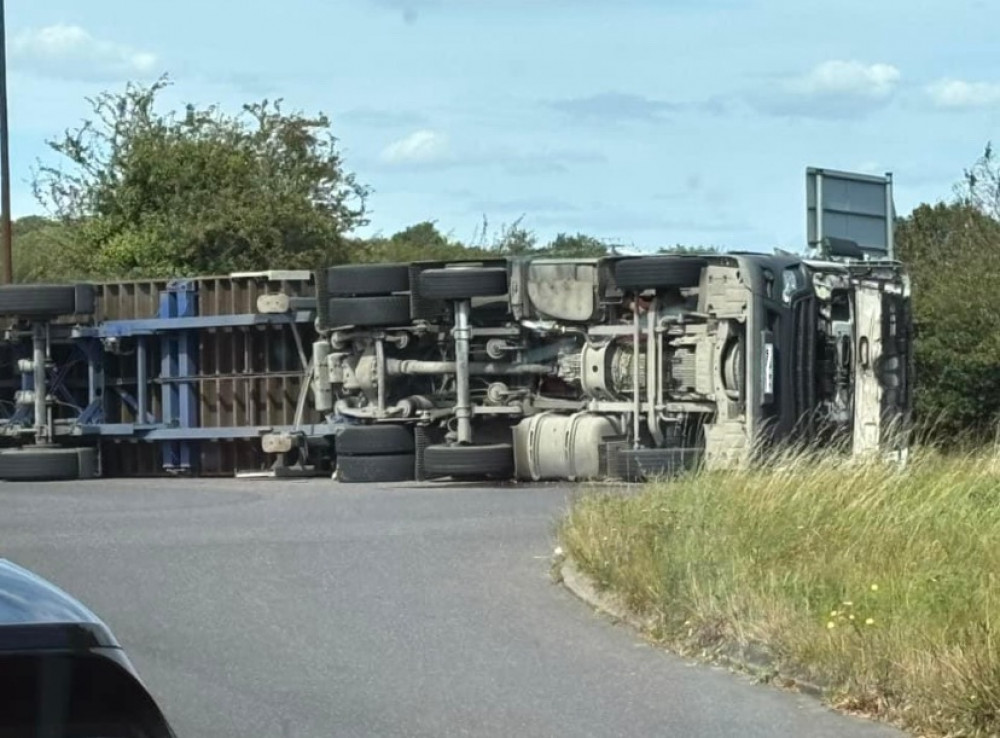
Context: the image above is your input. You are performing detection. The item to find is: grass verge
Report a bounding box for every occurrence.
[558,448,1000,736]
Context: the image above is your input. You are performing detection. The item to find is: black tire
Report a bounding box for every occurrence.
[417,268,508,300]
[614,257,707,291]
[326,295,411,327]
[0,446,98,482]
[337,453,415,483]
[423,443,515,479]
[0,284,95,317]
[326,264,410,296]
[336,424,415,455]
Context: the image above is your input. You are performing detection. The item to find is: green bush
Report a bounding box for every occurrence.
[34,78,368,278]
[895,202,1000,439]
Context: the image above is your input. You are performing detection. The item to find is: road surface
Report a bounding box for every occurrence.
[0,479,900,737]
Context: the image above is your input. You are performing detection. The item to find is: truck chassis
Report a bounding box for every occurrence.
[314,253,912,483]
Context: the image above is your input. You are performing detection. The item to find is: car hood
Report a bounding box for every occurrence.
[0,559,119,650]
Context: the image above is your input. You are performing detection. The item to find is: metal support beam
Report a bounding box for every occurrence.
[159,282,199,472]
[136,337,148,424]
[631,304,641,448]
[31,324,47,441]
[453,299,472,444]
[647,297,663,446]
[386,359,552,376]
[86,340,97,406]
[815,171,824,253]
[885,171,895,260]
[375,338,387,415]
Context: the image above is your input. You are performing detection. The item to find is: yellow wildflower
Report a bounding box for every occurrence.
[827,621,836,629]
[865,618,875,626]
[870,584,879,592]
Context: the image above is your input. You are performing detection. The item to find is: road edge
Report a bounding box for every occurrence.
[558,557,826,699]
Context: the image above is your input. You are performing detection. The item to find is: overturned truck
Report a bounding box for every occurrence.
[315,251,912,483]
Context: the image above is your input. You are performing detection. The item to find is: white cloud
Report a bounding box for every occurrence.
[372,131,603,175]
[750,60,900,119]
[788,60,900,99]
[379,130,451,166]
[12,25,158,82]
[550,91,680,123]
[925,79,1000,109]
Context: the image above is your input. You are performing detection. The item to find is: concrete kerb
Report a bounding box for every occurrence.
[557,556,827,700]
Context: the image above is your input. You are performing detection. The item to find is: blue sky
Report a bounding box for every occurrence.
[7,0,1000,251]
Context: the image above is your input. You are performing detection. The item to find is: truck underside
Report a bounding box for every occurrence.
[314,253,911,483]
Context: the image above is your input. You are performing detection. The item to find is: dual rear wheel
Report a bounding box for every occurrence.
[322,263,511,328]
[334,425,516,483]
[335,425,416,483]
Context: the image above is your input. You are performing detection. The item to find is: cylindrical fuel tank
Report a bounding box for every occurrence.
[312,340,333,412]
[513,412,622,481]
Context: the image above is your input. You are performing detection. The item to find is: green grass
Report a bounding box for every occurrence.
[558,448,1000,736]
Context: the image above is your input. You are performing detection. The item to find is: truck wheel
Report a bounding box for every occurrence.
[337,453,415,483]
[326,295,411,327]
[0,284,95,317]
[614,257,706,290]
[0,446,98,482]
[336,425,415,455]
[417,268,508,300]
[326,264,410,296]
[423,443,515,479]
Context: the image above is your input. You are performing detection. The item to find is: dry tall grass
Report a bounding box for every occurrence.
[559,448,1000,736]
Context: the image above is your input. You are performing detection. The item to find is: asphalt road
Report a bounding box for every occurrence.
[0,479,901,738]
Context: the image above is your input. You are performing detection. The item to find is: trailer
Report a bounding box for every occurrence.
[0,272,333,479]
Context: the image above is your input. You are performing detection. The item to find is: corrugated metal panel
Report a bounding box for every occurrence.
[94,273,315,320]
[96,273,320,476]
[95,280,167,322]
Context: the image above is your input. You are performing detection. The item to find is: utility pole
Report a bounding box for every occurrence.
[0,0,12,284]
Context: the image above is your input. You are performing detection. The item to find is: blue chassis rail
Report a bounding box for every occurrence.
[71,310,315,338]
[70,424,336,440]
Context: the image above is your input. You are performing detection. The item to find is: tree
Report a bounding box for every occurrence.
[959,142,1000,219]
[354,222,489,263]
[11,216,81,283]
[657,244,720,254]
[540,233,609,258]
[470,216,538,256]
[895,201,1000,438]
[34,77,368,278]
